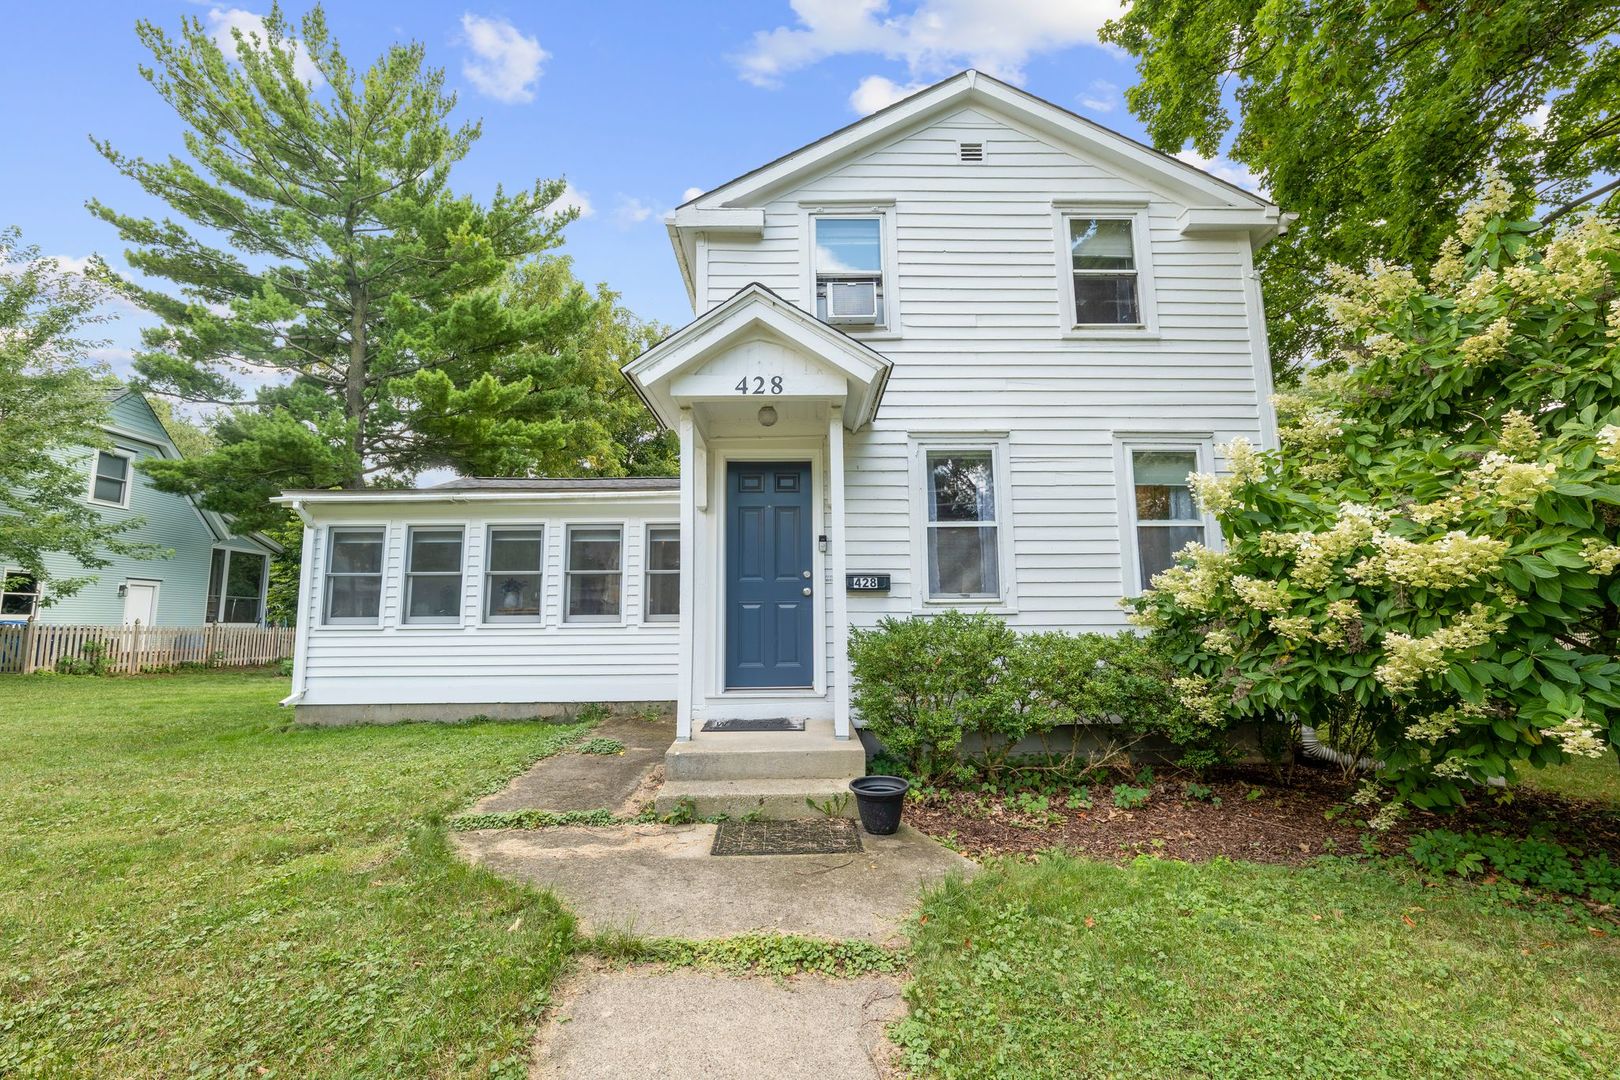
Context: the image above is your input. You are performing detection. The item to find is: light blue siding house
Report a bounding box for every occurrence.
[1,390,280,627]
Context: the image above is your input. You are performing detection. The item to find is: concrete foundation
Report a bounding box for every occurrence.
[291,700,673,726]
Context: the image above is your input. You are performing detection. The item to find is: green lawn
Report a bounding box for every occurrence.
[1523,749,1620,807]
[901,855,1620,1079]
[0,670,587,1078]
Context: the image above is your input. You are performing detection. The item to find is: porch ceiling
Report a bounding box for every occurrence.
[622,284,891,433]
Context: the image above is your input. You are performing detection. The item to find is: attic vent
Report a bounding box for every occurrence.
[957,141,985,162]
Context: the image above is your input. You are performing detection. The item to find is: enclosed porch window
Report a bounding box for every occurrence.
[205,548,267,624]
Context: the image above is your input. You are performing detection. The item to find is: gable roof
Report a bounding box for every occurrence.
[666,70,1288,303]
[622,282,892,431]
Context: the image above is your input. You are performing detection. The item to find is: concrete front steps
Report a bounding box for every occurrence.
[654,718,866,820]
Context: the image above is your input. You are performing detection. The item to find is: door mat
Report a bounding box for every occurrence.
[700,717,805,732]
[711,818,863,856]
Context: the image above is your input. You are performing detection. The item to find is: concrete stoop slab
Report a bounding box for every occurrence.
[471,713,675,816]
[452,823,976,943]
[654,777,859,819]
[532,966,905,1080]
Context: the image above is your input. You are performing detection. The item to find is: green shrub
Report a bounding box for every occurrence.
[848,611,1209,782]
[54,640,111,676]
[576,737,625,755]
[1407,828,1620,901]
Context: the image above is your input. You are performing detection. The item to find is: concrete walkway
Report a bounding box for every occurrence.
[533,966,904,1080]
[469,712,673,816]
[454,822,974,943]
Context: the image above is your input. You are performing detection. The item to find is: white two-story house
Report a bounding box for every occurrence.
[276,71,1287,813]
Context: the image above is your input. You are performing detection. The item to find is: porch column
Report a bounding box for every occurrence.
[828,406,852,740]
[675,409,698,741]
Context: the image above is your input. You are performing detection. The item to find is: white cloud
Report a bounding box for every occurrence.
[849,74,927,115]
[613,195,657,228]
[554,182,594,219]
[736,0,1115,88]
[681,186,707,203]
[86,346,137,379]
[459,13,547,104]
[1077,79,1117,114]
[1175,150,1265,196]
[206,8,323,85]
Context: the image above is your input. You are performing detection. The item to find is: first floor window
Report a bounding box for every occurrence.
[91,450,131,506]
[1130,449,1206,589]
[644,525,680,621]
[566,525,622,622]
[206,549,267,623]
[325,527,385,624]
[1067,216,1140,326]
[404,527,464,624]
[486,526,544,622]
[1,570,40,616]
[924,449,1001,599]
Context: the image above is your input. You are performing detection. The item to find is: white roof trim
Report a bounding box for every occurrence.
[272,489,679,507]
[623,284,892,431]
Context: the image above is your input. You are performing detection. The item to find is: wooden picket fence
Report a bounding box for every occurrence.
[0,622,295,675]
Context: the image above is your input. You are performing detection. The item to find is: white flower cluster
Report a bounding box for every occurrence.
[1475,452,1557,510]
[1455,267,1500,314]
[1172,674,1225,726]
[1431,757,1472,780]
[1291,503,1389,590]
[1231,575,1290,613]
[1599,425,1620,469]
[1404,703,1481,744]
[1457,316,1513,367]
[1350,530,1509,590]
[1547,714,1608,758]
[1324,260,1422,335]
[1375,604,1501,694]
[1312,599,1362,648]
[1497,410,1541,459]
[1455,176,1516,246]
[1188,438,1266,518]
[1581,539,1620,575]
[1202,627,1239,655]
[1146,543,1236,614]
[1269,614,1314,641]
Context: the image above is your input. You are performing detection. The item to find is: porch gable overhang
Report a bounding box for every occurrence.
[622,283,892,432]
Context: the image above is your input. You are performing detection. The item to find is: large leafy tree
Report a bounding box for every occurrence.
[1102,0,1620,376]
[0,228,156,602]
[90,5,624,528]
[1129,190,1620,813]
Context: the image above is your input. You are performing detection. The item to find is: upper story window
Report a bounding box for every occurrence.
[486,526,544,623]
[403,527,464,625]
[1068,217,1140,325]
[324,527,385,625]
[89,450,132,507]
[1,570,40,617]
[813,216,886,328]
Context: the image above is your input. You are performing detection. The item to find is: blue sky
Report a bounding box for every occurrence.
[1,1,1254,375]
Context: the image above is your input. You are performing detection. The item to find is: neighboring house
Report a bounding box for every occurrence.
[275,71,1288,812]
[4,388,280,627]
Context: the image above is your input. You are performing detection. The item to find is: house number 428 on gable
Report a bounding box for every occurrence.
[735,376,784,395]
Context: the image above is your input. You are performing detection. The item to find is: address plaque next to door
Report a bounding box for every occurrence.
[845,573,891,592]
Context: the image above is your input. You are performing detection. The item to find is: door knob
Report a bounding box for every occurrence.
[802,570,811,578]
[802,587,812,596]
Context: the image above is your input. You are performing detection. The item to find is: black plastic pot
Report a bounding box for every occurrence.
[849,775,910,835]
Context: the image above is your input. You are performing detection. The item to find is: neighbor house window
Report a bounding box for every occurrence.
[1,570,40,617]
[923,449,1002,599]
[566,525,622,623]
[324,527,385,624]
[403,527,464,624]
[1127,449,1207,591]
[206,549,267,623]
[90,450,132,506]
[485,526,544,623]
[1067,216,1140,326]
[644,525,680,622]
[813,216,886,327]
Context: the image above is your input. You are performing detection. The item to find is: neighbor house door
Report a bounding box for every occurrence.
[122,580,158,626]
[725,461,814,689]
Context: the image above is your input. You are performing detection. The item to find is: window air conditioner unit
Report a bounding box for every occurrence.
[826,279,879,324]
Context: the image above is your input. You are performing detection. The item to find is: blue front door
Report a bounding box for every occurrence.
[726,461,814,688]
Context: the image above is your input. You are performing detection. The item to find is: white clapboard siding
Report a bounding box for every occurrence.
[295,500,681,707]
[697,103,1272,634]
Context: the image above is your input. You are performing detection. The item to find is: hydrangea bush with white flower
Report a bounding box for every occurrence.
[1128,184,1620,810]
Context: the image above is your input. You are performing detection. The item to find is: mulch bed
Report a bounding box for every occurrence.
[904,761,1620,866]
